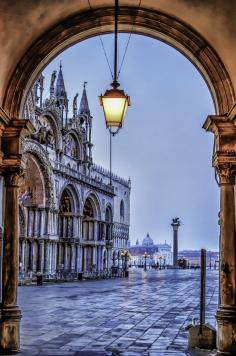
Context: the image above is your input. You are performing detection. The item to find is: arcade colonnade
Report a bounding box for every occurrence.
[18,183,124,277]
[0,1,236,354]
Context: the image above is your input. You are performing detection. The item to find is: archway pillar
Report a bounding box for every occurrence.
[0,117,34,353]
[204,115,236,355]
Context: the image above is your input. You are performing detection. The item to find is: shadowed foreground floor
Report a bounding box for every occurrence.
[18,269,218,355]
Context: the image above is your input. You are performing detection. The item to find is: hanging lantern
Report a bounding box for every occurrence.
[99,82,130,129]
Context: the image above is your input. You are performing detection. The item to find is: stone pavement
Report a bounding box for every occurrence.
[18,269,218,356]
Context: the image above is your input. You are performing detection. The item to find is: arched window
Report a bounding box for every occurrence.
[82,198,95,242]
[105,206,112,223]
[120,200,125,222]
[83,199,94,219]
[58,190,74,238]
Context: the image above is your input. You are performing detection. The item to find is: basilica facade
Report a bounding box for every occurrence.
[19,64,131,279]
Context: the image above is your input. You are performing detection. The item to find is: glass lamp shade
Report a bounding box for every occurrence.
[99,86,131,128]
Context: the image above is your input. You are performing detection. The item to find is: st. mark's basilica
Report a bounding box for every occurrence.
[19,64,131,280]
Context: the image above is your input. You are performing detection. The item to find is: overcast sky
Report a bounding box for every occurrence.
[42,34,219,251]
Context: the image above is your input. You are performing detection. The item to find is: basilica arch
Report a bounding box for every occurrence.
[57,185,81,273]
[0,2,236,354]
[58,183,81,215]
[23,139,55,208]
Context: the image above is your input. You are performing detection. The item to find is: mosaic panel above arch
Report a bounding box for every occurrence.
[63,133,79,159]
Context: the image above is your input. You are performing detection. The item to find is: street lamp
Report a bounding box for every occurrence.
[159,255,163,270]
[99,83,130,133]
[99,0,131,135]
[143,252,149,271]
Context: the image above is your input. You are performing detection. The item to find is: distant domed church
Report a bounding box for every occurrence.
[142,233,154,246]
[130,233,172,266]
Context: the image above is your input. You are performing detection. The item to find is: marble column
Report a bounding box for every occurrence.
[94,221,98,241]
[0,170,22,352]
[40,209,45,238]
[64,243,68,271]
[75,245,81,272]
[28,208,34,237]
[97,247,100,272]
[29,240,34,272]
[79,246,83,272]
[73,216,77,238]
[38,240,44,273]
[44,208,49,236]
[63,217,66,238]
[86,221,89,240]
[216,164,236,355]
[92,247,97,270]
[21,240,25,272]
[83,247,87,272]
[44,241,50,274]
[71,244,75,271]
[50,243,55,273]
[33,208,38,237]
[58,243,62,267]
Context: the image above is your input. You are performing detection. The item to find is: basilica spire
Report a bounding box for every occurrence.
[79,81,90,116]
[79,81,93,175]
[55,62,68,126]
[55,62,67,98]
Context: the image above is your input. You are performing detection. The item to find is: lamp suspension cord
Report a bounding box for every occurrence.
[110,129,112,185]
[87,0,113,79]
[117,0,142,79]
[99,37,114,79]
[114,0,118,83]
[87,0,142,81]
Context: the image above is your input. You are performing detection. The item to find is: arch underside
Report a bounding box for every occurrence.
[3,6,235,119]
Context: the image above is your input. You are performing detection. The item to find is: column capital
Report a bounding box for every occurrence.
[1,119,34,170]
[216,164,236,185]
[213,152,236,185]
[3,167,24,187]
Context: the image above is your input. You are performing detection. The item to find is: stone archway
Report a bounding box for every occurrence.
[2,7,235,119]
[56,184,80,274]
[0,4,236,354]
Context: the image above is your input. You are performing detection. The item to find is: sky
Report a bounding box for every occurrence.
[41,34,219,251]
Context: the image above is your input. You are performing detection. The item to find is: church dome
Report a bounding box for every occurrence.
[142,233,154,246]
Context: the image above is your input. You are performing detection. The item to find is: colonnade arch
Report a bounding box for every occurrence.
[18,150,57,277]
[2,7,235,119]
[0,4,236,355]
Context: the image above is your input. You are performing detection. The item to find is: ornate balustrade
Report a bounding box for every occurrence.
[53,161,114,195]
[112,223,129,239]
[92,164,130,187]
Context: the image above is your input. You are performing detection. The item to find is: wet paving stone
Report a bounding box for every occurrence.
[19,269,218,355]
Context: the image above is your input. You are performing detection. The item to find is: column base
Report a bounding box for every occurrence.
[0,306,22,353]
[216,305,236,355]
